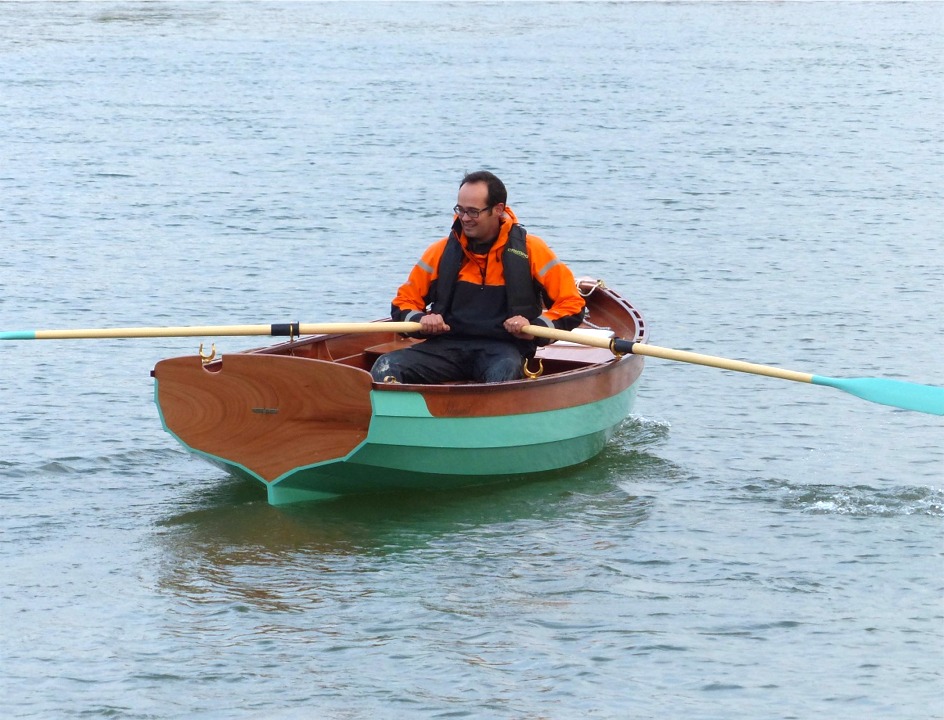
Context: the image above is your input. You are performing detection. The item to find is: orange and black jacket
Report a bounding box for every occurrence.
[391,207,587,348]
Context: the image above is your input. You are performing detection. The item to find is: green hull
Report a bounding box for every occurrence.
[182,382,638,505]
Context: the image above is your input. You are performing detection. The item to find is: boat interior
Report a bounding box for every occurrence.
[248,333,612,378]
[239,280,647,382]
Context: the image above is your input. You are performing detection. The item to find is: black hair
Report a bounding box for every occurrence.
[460,170,507,207]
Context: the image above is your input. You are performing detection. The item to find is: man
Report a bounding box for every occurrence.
[370,171,587,384]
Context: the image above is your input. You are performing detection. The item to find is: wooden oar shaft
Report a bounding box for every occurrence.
[5,318,939,414]
[522,324,814,383]
[522,325,613,349]
[628,344,814,383]
[299,322,422,336]
[1,322,424,341]
[35,325,274,340]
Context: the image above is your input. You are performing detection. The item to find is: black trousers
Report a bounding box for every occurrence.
[370,337,525,384]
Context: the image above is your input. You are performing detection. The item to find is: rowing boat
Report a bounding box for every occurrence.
[150,279,647,504]
[6,282,937,501]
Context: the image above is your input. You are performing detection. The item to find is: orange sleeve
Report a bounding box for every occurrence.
[391,238,447,317]
[526,235,586,322]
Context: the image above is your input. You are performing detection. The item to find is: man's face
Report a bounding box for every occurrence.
[456,181,504,242]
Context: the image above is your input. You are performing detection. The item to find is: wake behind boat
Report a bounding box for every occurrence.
[151,279,648,504]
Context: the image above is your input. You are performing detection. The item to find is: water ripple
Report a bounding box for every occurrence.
[743,480,944,517]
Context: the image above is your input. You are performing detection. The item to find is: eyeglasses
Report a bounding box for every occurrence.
[453,204,493,219]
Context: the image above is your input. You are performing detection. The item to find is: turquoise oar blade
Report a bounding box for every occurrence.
[812,375,944,415]
[1,331,36,340]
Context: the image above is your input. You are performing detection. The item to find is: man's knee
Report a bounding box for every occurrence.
[370,354,402,383]
[481,355,524,383]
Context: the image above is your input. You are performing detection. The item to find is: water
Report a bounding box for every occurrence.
[1,2,942,718]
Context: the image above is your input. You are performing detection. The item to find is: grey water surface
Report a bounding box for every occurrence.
[1,2,942,718]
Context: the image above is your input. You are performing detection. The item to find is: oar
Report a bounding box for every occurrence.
[0,321,423,341]
[523,324,944,416]
[5,320,940,415]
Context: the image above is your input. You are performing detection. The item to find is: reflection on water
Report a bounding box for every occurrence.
[159,417,672,552]
[155,417,676,610]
